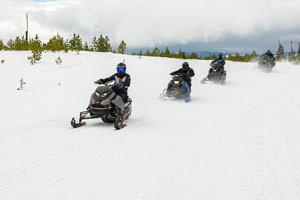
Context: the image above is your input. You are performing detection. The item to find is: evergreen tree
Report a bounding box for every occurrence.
[250,50,257,59]
[69,33,82,51]
[161,47,171,57]
[0,39,4,50]
[91,35,112,52]
[144,50,151,56]
[276,43,285,60]
[15,37,27,50]
[117,40,126,54]
[97,34,106,52]
[7,39,14,50]
[63,39,70,53]
[91,36,97,52]
[29,34,42,50]
[83,42,89,51]
[21,36,29,50]
[104,36,112,52]
[177,49,186,59]
[151,46,160,56]
[288,47,296,62]
[27,34,43,64]
[189,52,198,59]
[46,33,64,52]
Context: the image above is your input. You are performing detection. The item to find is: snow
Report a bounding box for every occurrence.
[1,51,300,200]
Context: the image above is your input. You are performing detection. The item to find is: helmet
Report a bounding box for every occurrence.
[182,62,189,69]
[117,63,126,75]
[218,53,223,58]
[267,50,271,54]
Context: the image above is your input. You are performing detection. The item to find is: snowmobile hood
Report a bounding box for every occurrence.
[172,75,184,82]
[95,86,111,94]
[93,86,115,101]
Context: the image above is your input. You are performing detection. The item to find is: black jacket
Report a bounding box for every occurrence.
[101,73,131,94]
[261,53,275,61]
[170,67,195,82]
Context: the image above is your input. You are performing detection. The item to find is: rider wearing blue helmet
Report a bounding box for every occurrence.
[95,62,131,102]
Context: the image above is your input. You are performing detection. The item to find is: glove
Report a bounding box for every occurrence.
[95,79,104,84]
[115,82,124,88]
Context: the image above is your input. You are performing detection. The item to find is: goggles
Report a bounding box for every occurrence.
[117,67,125,72]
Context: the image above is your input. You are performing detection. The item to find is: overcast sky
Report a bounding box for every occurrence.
[0,0,300,53]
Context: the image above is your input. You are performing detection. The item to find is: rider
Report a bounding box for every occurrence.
[261,50,275,62]
[169,62,195,90]
[206,53,225,80]
[95,62,131,102]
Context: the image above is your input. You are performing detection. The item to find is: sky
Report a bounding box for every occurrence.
[0,0,300,53]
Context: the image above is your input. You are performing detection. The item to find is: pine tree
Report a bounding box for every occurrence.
[91,36,97,52]
[151,46,160,56]
[83,42,89,51]
[144,50,151,56]
[189,52,198,59]
[161,47,171,57]
[0,39,4,50]
[46,33,64,52]
[250,50,257,58]
[104,36,112,52]
[7,39,14,50]
[276,43,285,60]
[117,40,126,54]
[63,39,70,53]
[21,36,29,50]
[97,35,106,52]
[91,35,112,52]
[176,49,186,59]
[28,34,43,65]
[69,33,82,51]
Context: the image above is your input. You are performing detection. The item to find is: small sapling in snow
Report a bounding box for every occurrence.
[17,78,26,90]
[55,56,62,65]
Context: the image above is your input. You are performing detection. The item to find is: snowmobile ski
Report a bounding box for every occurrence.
[71,117,86,128]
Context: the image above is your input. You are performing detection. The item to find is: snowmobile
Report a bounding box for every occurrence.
[257,54,276,73]
[71,81,132,130]
[160,75,191,102]
[201,62,226,85]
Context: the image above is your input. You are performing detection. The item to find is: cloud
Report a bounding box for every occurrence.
[1,0,300,52]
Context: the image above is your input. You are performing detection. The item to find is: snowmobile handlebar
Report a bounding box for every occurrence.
[94,80,115,86]
[95,81,123,88]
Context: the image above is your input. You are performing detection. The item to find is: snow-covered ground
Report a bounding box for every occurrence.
[1,51,300,200]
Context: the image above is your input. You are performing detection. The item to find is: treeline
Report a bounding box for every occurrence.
[275,42,300,64]
[0,33,126,54]
[1,33,300,63]
[131,47,203,60]
[131,47,260,62]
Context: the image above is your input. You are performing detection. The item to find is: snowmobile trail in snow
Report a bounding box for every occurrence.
[1,52,300,200]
